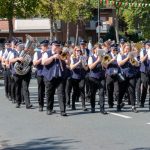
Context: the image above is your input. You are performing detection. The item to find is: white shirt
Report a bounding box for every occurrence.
[0,50,3,57]
[88,54,97,65]
[9,50,20,60]
[148,49,150,60]
[33,50,44,62]
[117,53,138,63]
[2,49,9,59]
[42,49,52,60]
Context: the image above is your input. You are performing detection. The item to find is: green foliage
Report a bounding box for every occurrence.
[0,0,39,19]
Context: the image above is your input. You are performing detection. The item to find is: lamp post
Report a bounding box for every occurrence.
[98,0,100,43]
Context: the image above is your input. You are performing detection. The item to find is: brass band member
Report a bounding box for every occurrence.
[117,44,139,112]
[140,42,150,109]
[42,41,67,116]
[70,46,88,111]
[2,40,12,100]
[88,44,107,114]
[9,40,33,109]
[33,40,47,112]
[104,45,120,110]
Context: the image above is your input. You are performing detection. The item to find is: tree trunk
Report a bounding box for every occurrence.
[49,18,54,42]
[66,22,70,46]
[115,16,119,44]
[75,23,79,46]
[8,18,14,40]
[54,21,58,41]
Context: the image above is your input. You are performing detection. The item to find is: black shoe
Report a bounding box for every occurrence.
[26,104,33,109]
[82,107,88,111]
[100,110,107,115]
[61,112,67,116]
[39,107,43,112]
[16,104,20,108]
[131,107,138,113]
[91,108,95,113]
[47,110,56,115]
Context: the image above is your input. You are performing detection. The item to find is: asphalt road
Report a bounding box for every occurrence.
[0,79,150,150]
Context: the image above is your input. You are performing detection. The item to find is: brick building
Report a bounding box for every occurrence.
[0,8,116,44]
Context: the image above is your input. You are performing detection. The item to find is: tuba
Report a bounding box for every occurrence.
[14,34,35,75]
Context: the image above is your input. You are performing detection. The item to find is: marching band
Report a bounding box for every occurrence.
[0,36,150,117]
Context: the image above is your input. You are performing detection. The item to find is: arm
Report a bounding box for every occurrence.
[70,57,81,70]
[88,56,101,70]
[117,54,130,67]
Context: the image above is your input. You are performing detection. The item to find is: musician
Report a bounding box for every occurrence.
[140,42,150,109]
[2,40,12,100]
[117,43,139,112]
[33,41,47,112]
[61,47,72,108]
[42,40,67,116]
[0,46,3,71]
[6,39,20,103]
[70,46,88,111]
[80,40,91,102]
[88,44,107,114]
[118,38,126,53]
[132,46,141,106]
[105,45,120,109]
[9,41,33,109]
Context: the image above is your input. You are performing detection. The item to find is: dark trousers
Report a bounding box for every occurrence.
[10,75,16,101]
[3,69,11,98]
[141,73,150,105]
[119,77,136,106]
[89,77,105,110]
[106,75,119,107]
[71,78,86,108]
[37,75,45,107]
[135,75,141,105]
[85,74,90,98]
[45,77,66,113]
[65,77,72,106]
[14,72,31,107]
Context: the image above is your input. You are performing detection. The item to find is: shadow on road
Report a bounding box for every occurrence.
[130,148,150,150]
[1,137,80,150]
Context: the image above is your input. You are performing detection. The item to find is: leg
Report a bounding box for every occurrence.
[57,78,66,115]
[22,72,31,108]
[106,76,114,108]
[89,77,97,112]
[71,79,79,110]
[79,79,87,110]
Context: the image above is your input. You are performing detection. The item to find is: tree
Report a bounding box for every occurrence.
[0,0,39,39]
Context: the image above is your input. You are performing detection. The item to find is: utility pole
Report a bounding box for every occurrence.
[98,0,100,43]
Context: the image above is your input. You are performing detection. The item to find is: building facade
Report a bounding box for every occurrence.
[0,8,116,44]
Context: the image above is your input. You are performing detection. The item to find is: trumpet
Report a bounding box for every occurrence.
[60,52,68,60]
[101,54,112,66]
[128,51,139,66]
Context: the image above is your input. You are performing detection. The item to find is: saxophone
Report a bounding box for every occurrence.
[14,34,35,75]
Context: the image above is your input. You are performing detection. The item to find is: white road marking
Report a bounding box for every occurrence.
[0,86,37,90]
[146,123,150,125]
[110,113,132,119]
